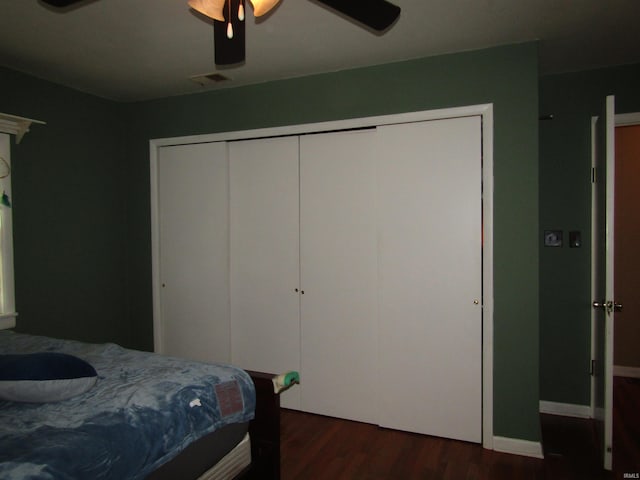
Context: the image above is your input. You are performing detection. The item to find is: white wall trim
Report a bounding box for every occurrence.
[0,134,16,326]
[593,406,605,422]
[539,400,592,418]
[0,112,45,144]
[149,142,163,354]
[493,436,544,459]
[150,103,495,449]
[149,104,492,148]
[0,312,17,330]
[481,105,495,451]
[589,115,598,420]
[616,112,640,126]
[613,365,640,378]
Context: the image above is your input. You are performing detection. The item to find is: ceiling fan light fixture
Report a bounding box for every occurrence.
[249,0,280,17]
[188,0,226,21]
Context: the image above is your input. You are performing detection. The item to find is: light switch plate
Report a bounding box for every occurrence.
[569,231,581,248]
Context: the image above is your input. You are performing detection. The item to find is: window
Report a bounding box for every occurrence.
[0,133,16,329]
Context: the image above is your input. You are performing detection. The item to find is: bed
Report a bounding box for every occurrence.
[0,331,286,480]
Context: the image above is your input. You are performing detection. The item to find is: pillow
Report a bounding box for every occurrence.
[0,352,97,403]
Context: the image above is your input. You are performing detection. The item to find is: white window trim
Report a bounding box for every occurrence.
[0,133,16,329]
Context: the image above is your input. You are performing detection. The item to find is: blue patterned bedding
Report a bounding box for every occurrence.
[0,331,255,480]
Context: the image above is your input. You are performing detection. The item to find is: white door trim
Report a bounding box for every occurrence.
[149,103,495,449]
[590,115,598,420]
[603,96,615,471]
[589,110,640,420]
[616,112,640,126]
[0,134,16,330]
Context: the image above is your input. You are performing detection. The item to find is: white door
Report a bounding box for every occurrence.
[157,142,230,363]
[603,98,616,471]
[229,136,301,408]
[299,130,379,423]
[376,116,483,443]
[592,95,616,470]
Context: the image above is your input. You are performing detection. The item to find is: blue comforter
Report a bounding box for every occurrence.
[0,331,255,480]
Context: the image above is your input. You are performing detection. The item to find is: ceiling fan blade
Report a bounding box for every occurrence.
[40,0,88,6]
[313,0,400,31]
[213,0,246,65]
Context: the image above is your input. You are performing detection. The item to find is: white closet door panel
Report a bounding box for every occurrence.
[299,130,378,424]
[230,136,301,408]
[158,142,229,363]
[377,117,483,443]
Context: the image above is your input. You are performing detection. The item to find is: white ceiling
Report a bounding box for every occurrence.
[1,0,639,102]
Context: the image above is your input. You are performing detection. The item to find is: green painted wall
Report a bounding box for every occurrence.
[539,63,640,405]
[1,41,541,442]
[125,42,540,441]
[0,66,130,346]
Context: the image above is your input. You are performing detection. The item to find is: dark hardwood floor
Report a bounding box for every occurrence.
[612,376,640,476]
[540,413,610,480]
[279,377,639,479]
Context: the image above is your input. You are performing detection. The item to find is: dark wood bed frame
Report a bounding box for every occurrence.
[244,371,282,480]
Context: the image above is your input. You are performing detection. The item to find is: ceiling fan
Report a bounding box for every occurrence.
[40,0,401,66]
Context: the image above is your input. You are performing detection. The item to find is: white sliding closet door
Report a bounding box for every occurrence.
[230,136,301,408]
[157,142,230,363]
[377,116,483,443]
[299,130,378,423]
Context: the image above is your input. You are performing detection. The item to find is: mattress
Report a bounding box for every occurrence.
[0,331,255,480]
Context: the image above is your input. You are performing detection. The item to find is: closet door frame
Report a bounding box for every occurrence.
[150,103,495,449]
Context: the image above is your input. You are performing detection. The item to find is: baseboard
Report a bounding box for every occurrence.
[539,400,591,419]
[0,316,16,330]
[493,436,544,459]
[613,365,640,379]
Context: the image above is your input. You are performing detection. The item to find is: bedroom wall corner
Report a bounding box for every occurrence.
[0,66,131,347]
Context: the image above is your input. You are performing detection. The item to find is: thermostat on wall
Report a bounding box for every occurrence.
[544,230,563,247]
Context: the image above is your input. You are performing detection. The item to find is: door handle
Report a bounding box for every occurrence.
[592,301,623,313]
[592,301,607,310]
